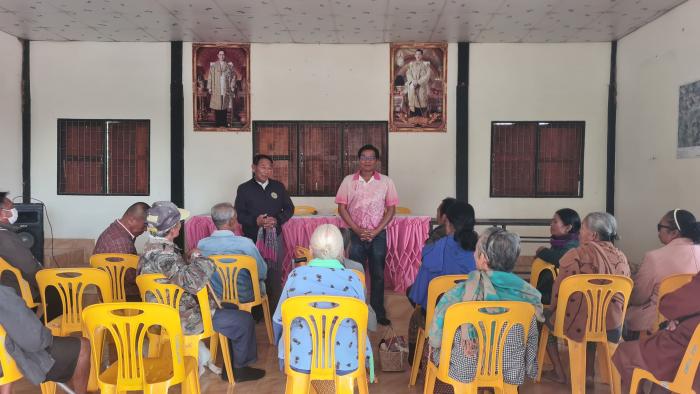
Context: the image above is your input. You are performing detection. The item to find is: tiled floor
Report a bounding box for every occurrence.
[10,291,613,393]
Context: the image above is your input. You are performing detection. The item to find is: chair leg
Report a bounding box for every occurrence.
[335,375,355,394]
[219,334,235,385]
[567,339,587,394]
[424,363,437,394]
[262,297,275,345]
[409,329,425,386]
[535,324,550,382]
[210,334,219,364]
[285,375,310,394]
[145,381,170,394]
[605,342,621,394]
[357,372,369,394]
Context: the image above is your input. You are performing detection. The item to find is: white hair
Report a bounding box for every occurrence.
[309,224,344,261]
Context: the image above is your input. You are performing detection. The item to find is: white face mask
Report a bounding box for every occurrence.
[3,208,18,224]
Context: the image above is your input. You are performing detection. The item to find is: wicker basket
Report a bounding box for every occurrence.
[378,327,409,372]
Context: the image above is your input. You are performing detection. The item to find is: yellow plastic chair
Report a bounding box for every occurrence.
[36,268,113,336]
[0,325,54,393]
[0,257,39,309]
[295,246,313,264]
[409,274,469,386]
[535,274,633,394]
[652,273,695,334]
[396,206,412,215]
[350,269,366,289]
[136,273,235,385]
[281,295,369,394]
[529,258,557,298]
[630,322,700,394]
[424,301,536,393]
[294,205,318,216]
[82,302,200,394]
[208,254,274,344]
[89,253,139,302]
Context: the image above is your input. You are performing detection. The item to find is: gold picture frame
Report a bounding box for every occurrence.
[389,43,447,132]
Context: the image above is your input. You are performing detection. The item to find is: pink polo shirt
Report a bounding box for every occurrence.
[335,171,399,230]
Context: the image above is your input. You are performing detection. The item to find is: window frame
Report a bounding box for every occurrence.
[489,120,585,198]
[252,120,389,197]
[57,118,151,196]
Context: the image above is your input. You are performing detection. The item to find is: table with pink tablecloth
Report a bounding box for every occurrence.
[281,216,430,292]
[184,215,430,292]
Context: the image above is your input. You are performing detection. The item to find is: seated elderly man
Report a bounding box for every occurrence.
[197,202,267,303]
[93,201,150,300]
[273,224,374,382]
[0,285,90,394]
[138,201,264,382]
[0,192,61,321]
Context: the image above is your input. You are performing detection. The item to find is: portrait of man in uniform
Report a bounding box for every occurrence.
[193,43,251,131]
[389,43,447,132]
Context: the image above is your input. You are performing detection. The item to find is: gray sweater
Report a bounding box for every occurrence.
[0,285,54,384]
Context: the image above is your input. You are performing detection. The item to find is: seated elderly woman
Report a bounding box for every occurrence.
[427,227,543,388]
[625,209,700,337]
[614,272,700,393]
[273,224,374,382]
[535,208,581,304]
[544,212,631,385]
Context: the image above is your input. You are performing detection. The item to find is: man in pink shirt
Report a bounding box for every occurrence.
[335,144,398,326]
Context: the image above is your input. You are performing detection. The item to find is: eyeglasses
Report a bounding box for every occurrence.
[657,224,675,232]
[359,156,377,161]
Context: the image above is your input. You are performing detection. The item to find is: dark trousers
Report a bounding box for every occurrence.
[212,309,257,368]
[349,230,387,319]
[214,109,228,126]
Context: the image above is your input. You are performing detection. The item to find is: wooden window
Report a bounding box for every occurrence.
[490,121,584,198]
[253,121,388,197]
[58,119,150,195]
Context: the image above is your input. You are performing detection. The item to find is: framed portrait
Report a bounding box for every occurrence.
[193,43,250,131]
[678,79,700,159]
[389,43,447,132]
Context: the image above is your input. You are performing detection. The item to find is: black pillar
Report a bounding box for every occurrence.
[456,42,470,201]
[170,41,185,248]
[606,41,617,215]
[21,39,31,203]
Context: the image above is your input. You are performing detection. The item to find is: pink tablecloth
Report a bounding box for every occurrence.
[281,216,430,292]
[184,215,242,251]
[184,214,430,292]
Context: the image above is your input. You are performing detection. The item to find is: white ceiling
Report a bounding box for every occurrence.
[0,0,687,43]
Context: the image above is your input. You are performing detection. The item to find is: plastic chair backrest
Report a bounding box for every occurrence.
[0,257,38,309]
[0,325,23,385]
[90,253,139,302]
[529,258,557,288]
[281,295,368,381]
[135,273,214,337]
[655,273,695,329]
[437,301,535,384]
[209,255,262,305]
[670,322,700,389]
[426,275,469,329]
[294,205,318,216]
[350,269,366,287]
[396,206,411,214]
[295,246,313,264]
[82,302,186,391]
[36,268,113,335]
[552,274,633,341]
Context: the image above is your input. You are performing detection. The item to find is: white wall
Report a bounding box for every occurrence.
[0,31,22,195]
[30,42,171,239]
[184,43,458,217]
[469,43,610,221]
[616,0,700,263]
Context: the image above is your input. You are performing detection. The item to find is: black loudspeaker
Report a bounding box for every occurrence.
[14,203,44,265]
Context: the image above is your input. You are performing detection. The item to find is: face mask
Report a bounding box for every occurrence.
[3,208,18,224]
